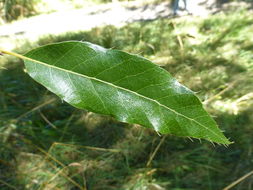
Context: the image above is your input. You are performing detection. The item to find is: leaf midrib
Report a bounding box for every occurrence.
[23,53,225,143]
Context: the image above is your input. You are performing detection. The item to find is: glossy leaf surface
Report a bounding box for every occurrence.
[23,41,230,144]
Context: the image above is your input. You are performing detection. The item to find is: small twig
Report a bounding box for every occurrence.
[146,135,167,167]
[50,142,121,153]
[223,170,253,190]
[204,81,237,105]
[15,98,56,121]
[0,179,18,190]
[59,113,75,141]
[171,22,184,50]
[43,164,85,190]
[21,138,86,190]
[39,111,57,129]
[176,35,184,50]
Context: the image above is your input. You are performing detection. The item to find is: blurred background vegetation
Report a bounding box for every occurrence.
[0,0,137,22]
[0,0,253,190]
[0,0,252,22]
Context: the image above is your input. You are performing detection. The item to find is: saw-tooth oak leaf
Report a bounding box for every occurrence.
[19,41,230,144]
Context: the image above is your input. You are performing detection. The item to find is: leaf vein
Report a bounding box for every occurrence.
[22,54,224,142]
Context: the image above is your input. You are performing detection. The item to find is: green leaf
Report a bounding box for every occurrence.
[23,41,231,144]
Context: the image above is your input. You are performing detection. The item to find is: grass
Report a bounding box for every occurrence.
[0,6,253,190]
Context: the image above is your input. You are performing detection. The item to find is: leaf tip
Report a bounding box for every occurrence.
[208,137,233,147]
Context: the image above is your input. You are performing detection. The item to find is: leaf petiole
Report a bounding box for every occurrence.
[0,49,38,64]
[0,49,24,59]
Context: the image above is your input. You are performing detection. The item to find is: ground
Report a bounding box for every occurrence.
[1,0,251,50]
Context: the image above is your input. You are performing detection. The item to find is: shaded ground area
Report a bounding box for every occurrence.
[0,1,253,190]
